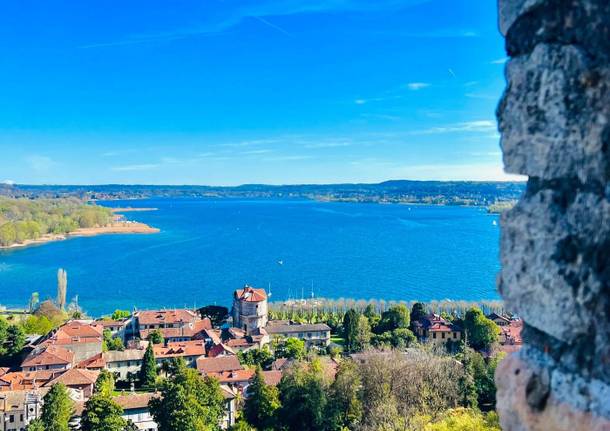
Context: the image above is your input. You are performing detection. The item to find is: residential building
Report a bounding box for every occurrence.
[114,393,158,431]
[153,341,206,368]
[220,386,237,430]
[265,321,331,347]
[134,309,212,343]
[232,285,268,335]
[39,320,104,363]
[0,389,47,431]
[487,312,511,326]
[197,356,243,376]
[21,345,74,372]
[103,349,145,381]
[412,314,462,344]
[46,368,99,398]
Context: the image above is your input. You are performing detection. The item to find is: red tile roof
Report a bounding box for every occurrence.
[262,370,282,386]
[153,341,206,359]
[234,285,267,302]
[197,356,243,374]
[46,368,99,387]
[76,353,106,369]
[208,369,255,384]
[50,320,104,344]
[207,344,236,358]
[22,345,74,368]
[137,309,199,326]
[139,318,212,341]
[113,392,158,410]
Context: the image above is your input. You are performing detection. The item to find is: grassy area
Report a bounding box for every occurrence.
[330,335,345,346]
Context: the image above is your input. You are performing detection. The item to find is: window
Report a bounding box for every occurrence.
[441,333,445,339]
[453,332,457,339]
[432,333,436,339]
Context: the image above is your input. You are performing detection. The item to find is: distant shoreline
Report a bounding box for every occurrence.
[0,221,159,250]
[110,207,158,212]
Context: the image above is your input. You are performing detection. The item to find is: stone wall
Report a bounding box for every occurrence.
[495,1,610,430]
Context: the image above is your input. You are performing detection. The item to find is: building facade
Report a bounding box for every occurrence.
[232,286,268,335]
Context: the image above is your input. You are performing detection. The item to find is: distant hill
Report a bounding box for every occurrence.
[0,180,526,206]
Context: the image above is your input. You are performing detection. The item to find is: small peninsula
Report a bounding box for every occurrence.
[0,197,158,249]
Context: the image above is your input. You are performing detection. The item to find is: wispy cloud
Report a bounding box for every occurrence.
[406,82,430,91]
[111,164,160,171]
[412,120,497,135]
[80,0,429,48]
[491,57,508,64]
[241,149,274,155]
[26,155,56,172]
[1,179,15,185]
[264,155,313,162]
[465,92,499,100]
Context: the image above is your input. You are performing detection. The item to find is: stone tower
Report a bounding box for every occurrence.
[232,285,268,335]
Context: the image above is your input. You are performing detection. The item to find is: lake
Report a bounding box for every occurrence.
[0,199,501,316]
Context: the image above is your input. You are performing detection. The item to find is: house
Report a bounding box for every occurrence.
[207,344,237,358]
[76,352,106,371]
[45,368,99,398]
[197,356,243,376]
[498,319,523,353]
[21,345,74,372]
[261,370,282,386]
[0,371,59,392]
[487,312,511,326]
[232,285,268,335]
[0,389,47,431]
[134,309,212,343]
[220,386,237,430]
[99,318,131,342]
[37,320,104,363]
[207,369,255,392]
[103,349,145,381]
[153,341,206,368]
[265,321,331,348]
[412,314,461,344]
[114,393,158,431]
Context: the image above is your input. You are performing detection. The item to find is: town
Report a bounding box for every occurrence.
[0,284,521,430]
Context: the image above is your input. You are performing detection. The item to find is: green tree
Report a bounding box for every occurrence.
[238,347,274,369]
[40,384,74,431]
[230,420,256,431]
[277,337,306,360]
[0,317,8,355]
[26,419,45,431]
[147,329,164,345]
[421,408,501,431]
[390,327,417,349]
[463,308,499,351]
[244,367,280,430]
[326,360,363,430]
[198,305,229,327]
[277,359,327,431]
[111,310,131,320]
[410,302,427,329]
[377,304,410,334]
[81,394,127,431]
[140,342,157,388]
[353,315,371,352]
[6,324,26,355]
[149,361,225,431]
[363,304,380,329]
[102,329,125,352]
[94,369,115,397]
[342,309,360,352]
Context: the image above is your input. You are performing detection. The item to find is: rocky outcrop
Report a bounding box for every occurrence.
[495,0,610,430]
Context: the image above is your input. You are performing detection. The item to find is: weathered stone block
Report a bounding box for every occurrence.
[496,353,610,431]
[498,44,610,182]
[499,188,610,343]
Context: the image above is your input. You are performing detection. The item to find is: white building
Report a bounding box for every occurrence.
[232,285,268,335]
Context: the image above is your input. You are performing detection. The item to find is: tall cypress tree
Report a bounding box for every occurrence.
[244,367,280,430]
[140,342,157,388]
[40,384,74,431]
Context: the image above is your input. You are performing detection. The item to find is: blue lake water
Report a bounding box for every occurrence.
[0,199,501,316]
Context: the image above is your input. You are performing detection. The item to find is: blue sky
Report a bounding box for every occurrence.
[0,0,517,185]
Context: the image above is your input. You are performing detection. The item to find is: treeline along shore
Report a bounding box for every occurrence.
[0,197,158,249]
[0,180,525,207]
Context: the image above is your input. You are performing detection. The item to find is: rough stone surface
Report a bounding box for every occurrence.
[496,353,610,431]
[496,0,610,429]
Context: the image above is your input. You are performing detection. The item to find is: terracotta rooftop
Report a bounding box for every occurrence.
[76,353,106,369]
[153,341,206,359]
[208,369,255,384]
[207,344,236,358]
[46,368,99,387]
[262,370,282,386]
[139,318,212,341]
[197,356,243,374]
[113,392,158,410]
[234,285,267,302]
[137,309,199,326]
[22,345,74,368]
[50,320,104,344]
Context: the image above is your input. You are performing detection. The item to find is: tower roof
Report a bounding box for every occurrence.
[234,285,267,302]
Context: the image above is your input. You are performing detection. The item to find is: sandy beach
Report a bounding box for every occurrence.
[0,221,159,250]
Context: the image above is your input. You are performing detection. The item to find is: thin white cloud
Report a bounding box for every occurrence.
[491,57,508,64]
[241,149,274,155]
[1,179,15,185]
[111,164,160,171]
[406,82,430,91]
[26,155,56,172]
[465,92,499,100]
[354,99,367,105]
[412,120,497,135]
